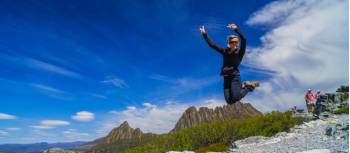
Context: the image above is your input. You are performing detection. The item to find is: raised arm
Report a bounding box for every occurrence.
[199,26,224,54]
[235,28,246,59]
[228,24,246,59]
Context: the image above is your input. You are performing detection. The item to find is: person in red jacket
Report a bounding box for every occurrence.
[315,90,322,100]
[305,89,315,113]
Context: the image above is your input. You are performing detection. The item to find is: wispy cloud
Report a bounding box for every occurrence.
[246,0,307,26]
[72,111,95,122]
[0,130,8,137]
[89,93,107,99]
[63,129,92,141]
[243,0,348,111]
[0,113,16,120]
[30,120,70,129]
[31,83,64,93]
[148,74,220,99]
[6,128,21,131]
[0,53,83,79]
[101,77,128,88]
[26,58,82,79]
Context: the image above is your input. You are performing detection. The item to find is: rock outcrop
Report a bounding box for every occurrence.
[171,102,261,132]
[314,85,349,116]
[101,121,154,144]
[228,114,349,153]
[90,121,158,153]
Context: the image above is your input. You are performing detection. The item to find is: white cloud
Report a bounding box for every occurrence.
[0,113,16,119]
[98,99,226,135]
[242,0,348,112]
[246,0,307,26]
[72,111,95,122]
[199,99,226,108]
[143,102,157,110]
[63,129,92,141]
[101,77,127,88]
[30,120,70,129]
[0,130,8,136]
[41,120,70,126]
[6,128,21,131]
[30,125,55,129]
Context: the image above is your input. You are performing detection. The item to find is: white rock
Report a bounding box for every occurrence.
[166,151,195,153]
[296,149,331,153]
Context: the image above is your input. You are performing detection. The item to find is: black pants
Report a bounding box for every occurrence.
[223,75,254,104]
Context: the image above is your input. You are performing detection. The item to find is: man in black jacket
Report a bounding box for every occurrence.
[199,23,259,104]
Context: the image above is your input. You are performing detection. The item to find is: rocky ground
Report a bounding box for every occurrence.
[168,114,349,153]
[228,114,348,153]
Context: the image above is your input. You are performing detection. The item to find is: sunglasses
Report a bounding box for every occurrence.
[229,41,239,44]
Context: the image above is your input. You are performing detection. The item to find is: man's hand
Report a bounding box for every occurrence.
[227,23,237,30]
[199,26,206,34]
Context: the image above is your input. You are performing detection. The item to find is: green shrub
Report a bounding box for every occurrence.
[335,107,349,114]
[125,111,301,153]
[195,143,229,153]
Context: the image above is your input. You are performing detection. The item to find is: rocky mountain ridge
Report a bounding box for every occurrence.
[171,102,262,132]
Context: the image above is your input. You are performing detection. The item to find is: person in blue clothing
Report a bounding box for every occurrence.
[199,23,259,104]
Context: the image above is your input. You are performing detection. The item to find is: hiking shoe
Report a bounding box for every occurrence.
[243,81,260,87]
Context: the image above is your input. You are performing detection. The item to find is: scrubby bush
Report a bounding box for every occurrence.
[195,143,229,153]
[335,107,349,114]
[125,111,301,153]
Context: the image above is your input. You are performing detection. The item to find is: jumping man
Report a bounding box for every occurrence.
[199,23,259,104]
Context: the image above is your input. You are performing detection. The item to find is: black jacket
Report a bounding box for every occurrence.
[202,28,246,76]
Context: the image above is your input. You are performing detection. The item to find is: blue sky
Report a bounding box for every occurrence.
[0,0,348,143]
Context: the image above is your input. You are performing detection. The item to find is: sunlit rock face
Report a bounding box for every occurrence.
[171,102,262,132]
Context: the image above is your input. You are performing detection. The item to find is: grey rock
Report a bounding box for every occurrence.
[314,86,349,116]
[43,148,84,153]
[225,114,349,153]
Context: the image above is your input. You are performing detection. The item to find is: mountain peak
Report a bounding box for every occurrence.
[102,121,144,144]
[171,102,261,132]
[119,121,130,128]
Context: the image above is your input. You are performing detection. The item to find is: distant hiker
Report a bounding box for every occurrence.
[315,90,322,100]
[292,106,297,114]
[199,23,259,104]
[305,89,315,113]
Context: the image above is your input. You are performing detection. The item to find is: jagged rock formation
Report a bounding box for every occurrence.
[100,121,155,144]
[90,121,157,153]
[171,102,261,132]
